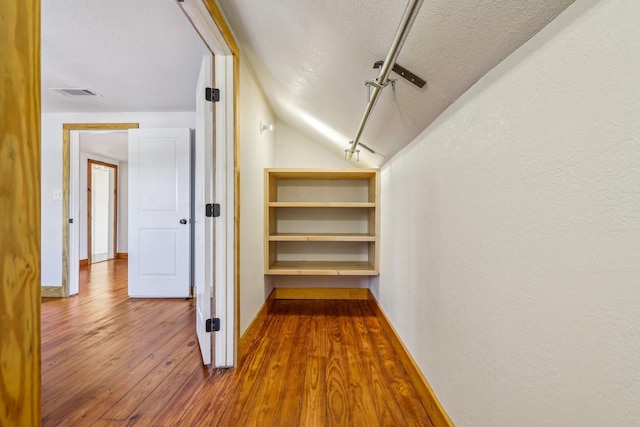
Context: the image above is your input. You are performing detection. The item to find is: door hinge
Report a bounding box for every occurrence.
[205,87,220,102]
[205,203,220,218]
[206,318,221,332]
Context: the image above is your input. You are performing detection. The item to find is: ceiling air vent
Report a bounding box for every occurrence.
[53,88,103,97]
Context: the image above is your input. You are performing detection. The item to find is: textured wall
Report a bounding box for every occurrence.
[376,0,640,425]
[239,59,276,334]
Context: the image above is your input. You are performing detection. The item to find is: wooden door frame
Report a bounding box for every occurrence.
[1,1,41,423]
[87,159,119,265]
[62,123,138,297]
[0,0,240,421]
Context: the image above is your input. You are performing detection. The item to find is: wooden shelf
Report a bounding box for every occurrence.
[266,261,378,276]
[267,169,377,180]
[269,202,375,208]
[265,168,380,276]
[268,233,376,242]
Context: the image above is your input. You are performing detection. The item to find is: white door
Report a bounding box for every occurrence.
[128,128,191,298]
[194,54,215,365]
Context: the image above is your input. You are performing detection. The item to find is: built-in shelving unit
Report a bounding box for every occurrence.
[264,169,380,276]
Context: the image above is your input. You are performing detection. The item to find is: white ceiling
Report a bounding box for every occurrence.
[42,0,576,166]
[41,0,208,113]
[218,0,575,165]
[80,132,129,162]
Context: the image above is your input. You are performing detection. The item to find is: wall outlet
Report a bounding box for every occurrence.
[52,189,63,200]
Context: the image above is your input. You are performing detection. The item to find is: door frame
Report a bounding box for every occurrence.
[57,0,241,366]
[87,159,118,264]
[178,0,240,367]
[62,123,138,297]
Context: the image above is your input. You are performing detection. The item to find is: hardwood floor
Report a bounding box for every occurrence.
[42,259,433,426]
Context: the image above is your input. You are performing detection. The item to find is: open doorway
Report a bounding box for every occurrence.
[87,160,118,264]
[56,0,238,366]
[62,123,138,296]
[79,131,129,270]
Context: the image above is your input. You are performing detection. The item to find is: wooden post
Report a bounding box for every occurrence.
[0,0,42,425]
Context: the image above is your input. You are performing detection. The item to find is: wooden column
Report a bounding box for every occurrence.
[0,0,42,425]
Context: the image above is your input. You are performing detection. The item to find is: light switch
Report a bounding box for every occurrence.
[52,189,63,200]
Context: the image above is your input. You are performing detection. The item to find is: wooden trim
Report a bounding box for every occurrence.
[273,287,369,300]
[367,291,454,427]
[238,289,275,364]
[116,252,128,259]
[0,0,42,423]
[62,123,138,297]
[79,259,89,267]
[203,0,240,55]
[41,286,64,298]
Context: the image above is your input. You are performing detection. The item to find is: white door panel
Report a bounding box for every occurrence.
[214,53,235,367]
[194,54,214,365]
[177,0,236,368]
[128,128,191,298]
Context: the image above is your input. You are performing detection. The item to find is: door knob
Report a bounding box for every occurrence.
[180,219,187,224]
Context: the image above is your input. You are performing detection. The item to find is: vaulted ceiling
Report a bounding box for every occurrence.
[218,0,575,165]
[42,0,575,166]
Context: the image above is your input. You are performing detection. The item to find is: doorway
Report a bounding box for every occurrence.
[57,2,238,367]
[87,159,118,264]
[63,123,138,296]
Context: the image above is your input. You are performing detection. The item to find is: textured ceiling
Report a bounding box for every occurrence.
[42,0,576,166]
[41,0,209,113]
[218,0,575,165]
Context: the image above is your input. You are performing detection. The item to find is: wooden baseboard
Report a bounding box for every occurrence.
[238,289,275,364]
[367,290,454,427]
[273,287,369,300]
[116,252,128,259]
[79,259,89,267]
[41,286,63,298]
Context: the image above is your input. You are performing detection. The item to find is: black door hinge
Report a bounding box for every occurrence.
[206,318,221,332]
[205,87,220,102]
[205,203,220,218]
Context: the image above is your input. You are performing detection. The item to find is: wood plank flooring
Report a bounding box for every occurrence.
[42,259,433,426]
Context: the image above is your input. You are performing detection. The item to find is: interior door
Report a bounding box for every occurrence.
[194,54,215,365]
[128,128,191,298]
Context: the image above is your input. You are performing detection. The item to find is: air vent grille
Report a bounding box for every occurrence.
[53,88,103,97]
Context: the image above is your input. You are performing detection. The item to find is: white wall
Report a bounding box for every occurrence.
[41,112,196,286]
[239,59,276,334]
[375,0,640,425]
[274,120,353,169]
